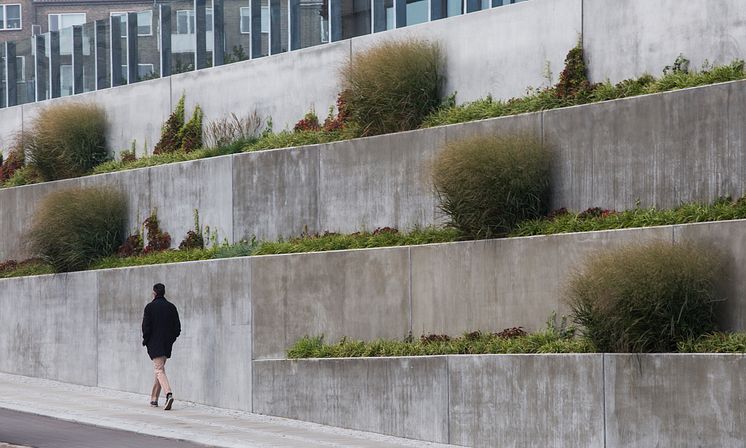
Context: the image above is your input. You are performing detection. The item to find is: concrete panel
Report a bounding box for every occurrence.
[21,77,172,157]
[96,258,252,410]
[544,80,746,211]
[673,219,746,332]
[251,248,410,360]
[410,226,673,336]
[605,354,746,447]
[232,146,319,242]
[318,128,445,233]
[0,272,98,386]
[148,155,234,248]
[252,357,449,443]
[0,106,23,157]
[442,111,543,144]
[584,0,746,84]
[448,354,604,447]
[351,0,582,103]
[171,41,349,133]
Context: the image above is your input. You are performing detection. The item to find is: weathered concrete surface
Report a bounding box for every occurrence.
[0,272,98,386]
[97,258,252,410]
[410,226,672,336]
[20,78,172,157]
[252,357,449,443]
[148,155,234,247]
[546,80,746,211]
[318,128,446,233]
[251,248,410,359]
[448,354,604,447]
[172,41,350,135]
[605,354,746,447]
[232,146,319,242]
[584,0,746,84]
[350,0,581,103]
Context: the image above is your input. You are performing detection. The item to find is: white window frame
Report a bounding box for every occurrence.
[0,4,23,31]
[110,11,153,38]
[239,7,251,34]
[138,63,154,78]
[48,12,87,32]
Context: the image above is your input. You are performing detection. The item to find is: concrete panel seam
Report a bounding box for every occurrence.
[408,246,413,337]
[602,352,606,448]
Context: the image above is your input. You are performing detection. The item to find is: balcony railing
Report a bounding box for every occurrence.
[0,0,526,108]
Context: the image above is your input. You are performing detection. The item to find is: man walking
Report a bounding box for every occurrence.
[142,283,181,411]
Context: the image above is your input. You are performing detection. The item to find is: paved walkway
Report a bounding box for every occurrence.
[0,373,454,448]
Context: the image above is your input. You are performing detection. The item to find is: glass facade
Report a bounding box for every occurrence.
[0,0,525,107]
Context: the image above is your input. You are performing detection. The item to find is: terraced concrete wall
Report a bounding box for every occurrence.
[2,220,746,409]
[3,80,746,261]
[2,0,745,156]
[254,354,746,446]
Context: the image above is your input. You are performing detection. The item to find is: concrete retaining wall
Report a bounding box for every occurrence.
[0,258,252,410]
[254,354,746,447]
[2,0,745,156]
[4,80,746,261]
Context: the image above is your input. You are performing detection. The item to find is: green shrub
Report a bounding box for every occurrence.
[153,95,185,154]
[24,103,108,181]
[567,241,723,353]
[432,134,550,238]
[678,333,746,353]
[342,39,443,136]
[27,187,127,272]
[178,105,203,152]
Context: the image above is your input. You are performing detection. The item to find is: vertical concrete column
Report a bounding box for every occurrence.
[251,0,261,58]
[127,12,139,83]
[212,0,225,66]
[110,17,123,87]
[395,0,406,28]
[195,0,208,69]
[373,0,387,31]
[160,5,172,77]
[73,25,84,94]
[289,0,300,50]
[269,0,282,54]
[35,34,47,101]
[465,0,479,12]
[330,0,342,41]
[94,19,107,90]
[49,31,61,98]
[5,42,17,107]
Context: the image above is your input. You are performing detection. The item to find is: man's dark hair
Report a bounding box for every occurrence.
[153,283,166,297]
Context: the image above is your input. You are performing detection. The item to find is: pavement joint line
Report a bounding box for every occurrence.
[0,372,454,448]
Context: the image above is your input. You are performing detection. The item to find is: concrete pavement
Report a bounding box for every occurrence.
[0,373,455,448]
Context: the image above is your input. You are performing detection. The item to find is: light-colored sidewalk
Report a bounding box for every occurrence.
[0,373,454,448]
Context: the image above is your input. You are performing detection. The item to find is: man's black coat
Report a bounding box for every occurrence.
[142,296,181,359]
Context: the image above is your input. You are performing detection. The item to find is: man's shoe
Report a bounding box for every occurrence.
[150,400,158,407]
[164,393,174,411]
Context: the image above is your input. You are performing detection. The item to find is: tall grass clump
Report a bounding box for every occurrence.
[432,134,550,238]
[27,187,127,272]
[342,39,443,136]
[567,242,724,353]
[24,103,108,181]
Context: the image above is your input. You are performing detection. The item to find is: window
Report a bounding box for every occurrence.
[0,4,22,30]
[176,9,213,34]
[61,64,73,96]
[261,6,269,33]
[49,13,86,56]
[16,56,25,82]
[111,11,153,38]
[240,7,250,34]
